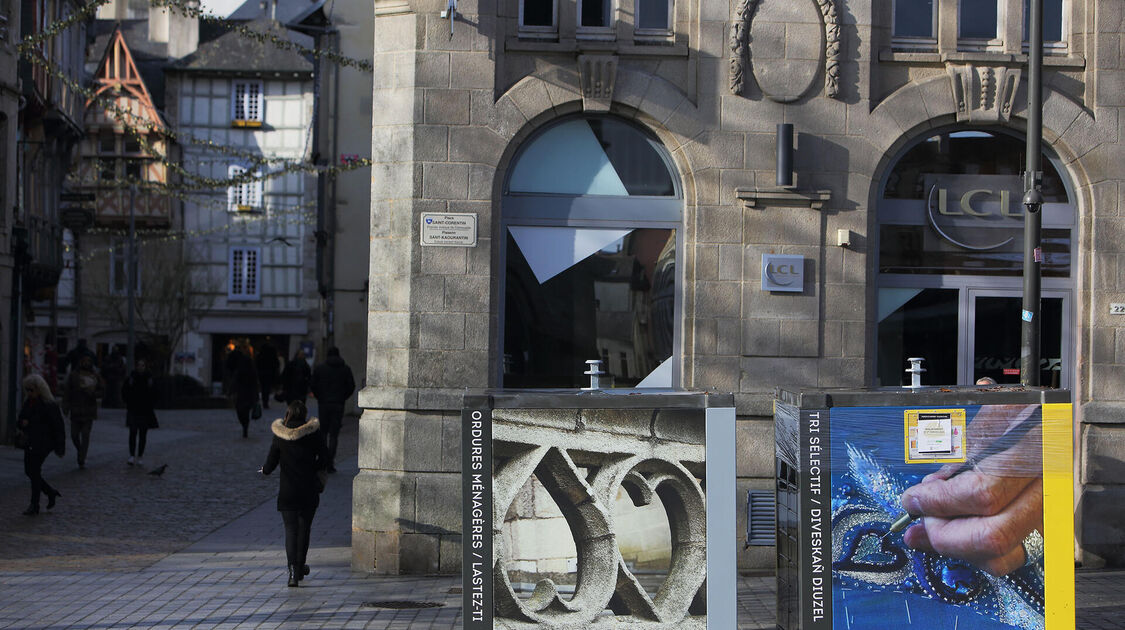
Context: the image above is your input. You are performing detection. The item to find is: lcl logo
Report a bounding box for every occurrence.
[933,188,1025,218]
[766,262,800,285]
[926,185,1019,251]
[762,255,804,292]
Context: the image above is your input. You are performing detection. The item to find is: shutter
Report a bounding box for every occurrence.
[230,248,244,297]
[745,489,776,547]
[250,82,262,121]
[233,82,246,120]
[245,248,259,297]
[228,165,245,210]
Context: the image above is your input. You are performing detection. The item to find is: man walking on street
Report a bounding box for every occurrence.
[63,355,105,469]
[256,338,280,409]
[280,348,312,405]
[310,347,355,473]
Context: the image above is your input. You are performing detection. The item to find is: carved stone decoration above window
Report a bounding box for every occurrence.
[578,54,618,112]
[947,64,1022,122]
[728,0,760,95]
[729,0,841,102]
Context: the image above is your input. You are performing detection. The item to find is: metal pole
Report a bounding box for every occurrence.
[127,185,136,370]
[1021,0,1044,386]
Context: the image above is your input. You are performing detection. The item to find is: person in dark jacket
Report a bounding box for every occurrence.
[280,348,311,404]
[101,347,126,408]
[17,374,66,515]
[260,400,328,587]
[62,355,105,469]
[255,339,280,410]
[310,346,356,473]
[122,359,159,466]
[226,345,259,438]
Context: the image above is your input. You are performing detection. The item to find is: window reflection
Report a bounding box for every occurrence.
[959,0,998,40]
[894,0,934,39]
[877,288,958,386]
[504,228,675,388]
[883,131,1067,202]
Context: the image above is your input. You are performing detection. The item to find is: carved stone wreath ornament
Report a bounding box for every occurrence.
[729,0,841,101]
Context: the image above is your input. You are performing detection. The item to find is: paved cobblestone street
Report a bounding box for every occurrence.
[0,406,1121,628]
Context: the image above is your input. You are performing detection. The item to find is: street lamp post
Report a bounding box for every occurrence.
[127,184,136,371]
[1021,0,1044,386]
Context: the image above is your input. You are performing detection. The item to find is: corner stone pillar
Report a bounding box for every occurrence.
[354,6,421,575]
[353,3,476,575]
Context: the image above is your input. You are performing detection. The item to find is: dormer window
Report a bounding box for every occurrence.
[232,80,263,127]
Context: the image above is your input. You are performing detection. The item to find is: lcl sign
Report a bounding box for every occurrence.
[762,254,804,292]
[923,174,1026,250]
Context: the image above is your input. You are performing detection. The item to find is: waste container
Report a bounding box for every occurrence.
[774,386,1073,630]
[462,389,735,629]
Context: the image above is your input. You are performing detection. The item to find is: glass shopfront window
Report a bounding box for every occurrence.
[876,129,1074,387]
[502,116,681,388]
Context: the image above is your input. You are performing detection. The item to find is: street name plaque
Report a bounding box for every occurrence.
[421,212,477,247]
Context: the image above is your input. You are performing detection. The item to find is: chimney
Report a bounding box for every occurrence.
[149,7,170,44]
[167,8,200,59]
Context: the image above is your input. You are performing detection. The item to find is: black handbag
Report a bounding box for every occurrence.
[251,401,262,420]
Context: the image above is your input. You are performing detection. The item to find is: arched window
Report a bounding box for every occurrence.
[501,116,681,388]
[876,128,1075,387]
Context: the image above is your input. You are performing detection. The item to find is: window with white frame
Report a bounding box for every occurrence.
[578,0,613,35]
[1023,0,1065,49]
[635,0,671,35]
[228,246,261,301]
[893,0,935,45]
[519,0,557,34]
[231,80,263,126]
[958,0,1001,50]
[227,165,263,212]
[109,239,141,296]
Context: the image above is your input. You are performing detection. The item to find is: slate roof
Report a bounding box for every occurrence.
[227,0,327,26]
[171,18,313,75]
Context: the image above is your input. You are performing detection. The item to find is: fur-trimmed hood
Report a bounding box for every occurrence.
[271,416,320,441]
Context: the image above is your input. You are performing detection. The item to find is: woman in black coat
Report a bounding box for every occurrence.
[260,400,328,587]
[17,374,66,515]
[122,359,159,466]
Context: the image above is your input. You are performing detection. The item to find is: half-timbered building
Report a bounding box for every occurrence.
[165,18,319,389]
[65,26,178,372]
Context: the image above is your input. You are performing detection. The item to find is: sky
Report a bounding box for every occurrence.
[198,0,244,17]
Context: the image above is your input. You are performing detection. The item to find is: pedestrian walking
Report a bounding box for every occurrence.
[279,348,311,404]
[122,358,159,466]
[16,374,66,515]
[62,355,104,469]
[256,338,280,410]
[310,346,355,473]
[259,400,328,587]
[64,338,97,375]
[226,344,259,438]
[102,347,126,408]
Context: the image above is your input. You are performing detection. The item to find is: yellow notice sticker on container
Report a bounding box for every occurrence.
[904,409,967,464]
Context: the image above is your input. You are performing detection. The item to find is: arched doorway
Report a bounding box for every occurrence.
[500,116,683,388]
[875,128,1075,387]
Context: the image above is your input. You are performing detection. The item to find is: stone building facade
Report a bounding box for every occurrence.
[358,0,1125,572]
